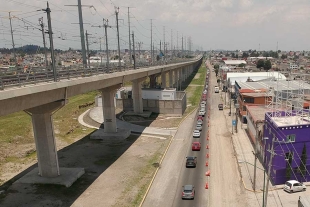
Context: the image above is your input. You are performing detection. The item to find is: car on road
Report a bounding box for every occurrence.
[199,110,205,116]
[195,124,202,131]
[197,119,203,125]
[284,180,306,193]
[192,142,201,151]
[185,156,197,168]
[201,100,206,105]
[200,103,206,108]
[181,185,195,200]
[193,130,201,138]
[202,94,207,101]
[203,90,207,94]
[197,115,203,121]
[214,86,219,93]
[218,103,223,110]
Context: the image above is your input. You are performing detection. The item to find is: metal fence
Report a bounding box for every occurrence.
[0,58,194,90]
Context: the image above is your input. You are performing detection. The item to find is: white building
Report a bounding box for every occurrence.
[289,63,298,70]
[226,71,287,86]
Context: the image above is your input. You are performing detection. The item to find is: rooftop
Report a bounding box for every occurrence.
[237,80,310,91]
[224,60,247,65]
[247,105,268,122]
[271,115,310,127]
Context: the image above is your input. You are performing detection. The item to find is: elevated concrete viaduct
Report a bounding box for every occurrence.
[0,57,202,187]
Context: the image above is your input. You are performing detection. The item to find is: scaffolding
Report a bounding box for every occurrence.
[265,69,308,124]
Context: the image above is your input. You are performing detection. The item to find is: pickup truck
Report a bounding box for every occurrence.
[218,104,223,110]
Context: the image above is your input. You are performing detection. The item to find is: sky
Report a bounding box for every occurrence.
[0,0,310,52]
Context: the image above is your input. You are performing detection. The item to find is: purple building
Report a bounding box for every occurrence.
[264,110,310,185]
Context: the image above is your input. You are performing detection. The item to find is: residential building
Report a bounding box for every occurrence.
[263,110,310,185]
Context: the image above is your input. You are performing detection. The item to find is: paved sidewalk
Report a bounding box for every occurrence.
[78,107,177,136]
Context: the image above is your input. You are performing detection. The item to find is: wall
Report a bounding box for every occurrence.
[115,91,187,116]
[263,111,310,184]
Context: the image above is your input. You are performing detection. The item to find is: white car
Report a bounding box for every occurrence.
[203,90,207,94]
[199,110,205,116]
[193,130,201,138]
[201,101,206,105]
[284,180,306,193]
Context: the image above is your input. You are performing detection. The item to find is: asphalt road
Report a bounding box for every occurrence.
[171,75,210,206]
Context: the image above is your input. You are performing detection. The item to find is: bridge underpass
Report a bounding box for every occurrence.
[0,57,202,187]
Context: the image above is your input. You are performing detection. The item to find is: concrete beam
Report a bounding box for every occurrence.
[100,84,121,133]
[25,100,65,177]
[0,58,202,117]
[132,78,146,114]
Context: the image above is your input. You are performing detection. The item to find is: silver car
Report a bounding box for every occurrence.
[182,185,195,200]
[196,124,202,131]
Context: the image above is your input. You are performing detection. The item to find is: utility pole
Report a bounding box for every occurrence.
[65,1,89,68]
[182,34,184,58]
[132,31,136,69]
[263,137,275,207]
[150,19,153,64]
[43,2,57,81]
[39,17,48,67]
[85,30,91,68]
[78,0,87,68]
[8,12,18,67]
[177,31,179,52]
[115,6,121,69]
[99,38,102,65]
[185,36,187,55]
[253,122,259,191]
[136,42,143,59]
[103,19,110,72]
[128,7,132,65]
[171,29,173,58]
[163,26,165,61]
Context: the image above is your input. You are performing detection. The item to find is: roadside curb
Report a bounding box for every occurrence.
[138,107,198,207]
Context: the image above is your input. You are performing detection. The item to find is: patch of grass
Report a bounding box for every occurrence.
[112,140,166,207]
[190,65,206,85]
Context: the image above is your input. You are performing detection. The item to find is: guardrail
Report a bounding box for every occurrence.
[0,58,196,90]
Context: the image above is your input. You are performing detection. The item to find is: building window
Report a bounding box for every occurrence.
[243,106,246,111]
[286,134,296,143]
[244,97,254,103]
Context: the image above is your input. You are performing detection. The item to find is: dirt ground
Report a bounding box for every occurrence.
[0,133,169,207]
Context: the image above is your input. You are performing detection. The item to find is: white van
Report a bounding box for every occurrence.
[214,86,219,93]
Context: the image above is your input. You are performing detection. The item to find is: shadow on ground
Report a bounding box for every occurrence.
[0,132,140,207]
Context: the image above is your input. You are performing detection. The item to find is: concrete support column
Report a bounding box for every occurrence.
[174,70,179,88]
[186,67,190,79]
[169,70,173,87]
[149,75,157,88]
[132,78,145,114]
[101,84,120,133]
[182,68,186,82]
[25,100,65,177]
[161,71,167,88]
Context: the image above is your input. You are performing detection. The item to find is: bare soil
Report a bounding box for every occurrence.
[0,133,169,207]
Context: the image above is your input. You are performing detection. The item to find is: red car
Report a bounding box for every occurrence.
[192,142,201,151]
[197,115,203,121]
[202,94,207,101]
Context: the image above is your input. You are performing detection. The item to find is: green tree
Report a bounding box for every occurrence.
[299,144,307,178]
[264,60,272,71]
[256,59,264,68]
[286,152,293,179]
[242,52,249,58]
[214,64,219,76]
[281,54,287,59]
[238,63,246,68]
[231,53,235,58]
